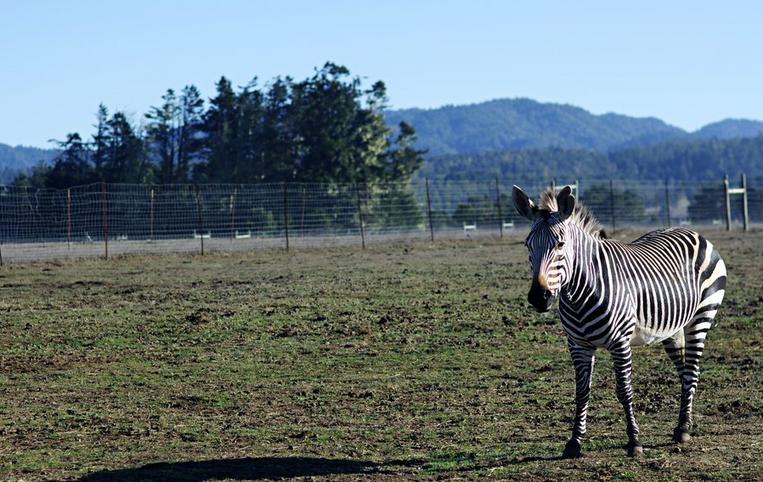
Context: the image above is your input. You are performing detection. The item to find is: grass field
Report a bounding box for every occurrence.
[1,230,761,481]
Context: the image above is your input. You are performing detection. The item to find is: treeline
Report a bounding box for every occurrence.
[14,63,425,189]
[418,135,763,182]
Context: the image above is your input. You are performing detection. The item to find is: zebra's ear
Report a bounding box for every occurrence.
[556,186,575,220]
[512,185,537,220]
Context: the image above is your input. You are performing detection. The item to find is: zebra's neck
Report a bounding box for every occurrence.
[562,223,602,307]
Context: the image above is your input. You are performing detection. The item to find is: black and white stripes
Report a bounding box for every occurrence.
[512,185,727,458]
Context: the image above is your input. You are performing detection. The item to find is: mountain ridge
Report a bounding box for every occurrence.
[384,98,763,156]
[0,143,59,183]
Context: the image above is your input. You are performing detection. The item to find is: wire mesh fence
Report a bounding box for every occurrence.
[0,176,759,263]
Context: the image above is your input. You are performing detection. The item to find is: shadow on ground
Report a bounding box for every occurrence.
[56,456,420,482]
[52,443,674,481]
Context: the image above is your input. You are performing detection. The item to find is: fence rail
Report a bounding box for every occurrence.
[0,176,760,263]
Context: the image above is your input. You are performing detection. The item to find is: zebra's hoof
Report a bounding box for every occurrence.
[627,442,643,457]
[673,430,691,444]
[562,440,582,459]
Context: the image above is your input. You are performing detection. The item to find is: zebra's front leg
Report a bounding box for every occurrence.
[609,339,643,457]
[562,344,595,459]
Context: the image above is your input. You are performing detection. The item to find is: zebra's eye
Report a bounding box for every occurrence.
[556,241,565,249]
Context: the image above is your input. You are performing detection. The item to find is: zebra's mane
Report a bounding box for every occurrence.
[538,187,603,238]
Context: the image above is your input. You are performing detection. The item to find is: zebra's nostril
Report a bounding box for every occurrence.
[543,290,551,300]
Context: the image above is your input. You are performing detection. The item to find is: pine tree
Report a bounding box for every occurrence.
[46,133,95,188]
[384,121,426,181]
[236,78,266,182]
[177,85,205,182]
[262,77,295,182]
[92,104,109,180]
[289,63,366,183]
[103,112,147,183]
[199,77,238,182]
[145,89,179,183]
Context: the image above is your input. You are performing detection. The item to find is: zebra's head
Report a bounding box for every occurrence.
[512,185,576,313]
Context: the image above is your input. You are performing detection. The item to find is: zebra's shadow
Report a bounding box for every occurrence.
[502,454,566,464]
[52,456,422,482]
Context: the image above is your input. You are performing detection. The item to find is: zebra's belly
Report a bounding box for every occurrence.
[629,323,680,346]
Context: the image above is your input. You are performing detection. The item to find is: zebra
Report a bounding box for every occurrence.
[511,185,727,458]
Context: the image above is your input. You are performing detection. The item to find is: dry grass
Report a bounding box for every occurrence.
[0,230,761,481]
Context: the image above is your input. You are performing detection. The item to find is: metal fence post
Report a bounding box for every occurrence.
[149,188,155,241]
[609,179,616,233]
[67,188,72,249]
[495,177,503,238]
[425,178,434,242]
[724,175,731,231]
[300,186,306,237]
[355,183,366,249]
[282,182,289,251]
[195,185,204,255]
[0,189,3,267]
[229,188,236,240]
[664,179,671,228]
[742,173,749,232]
[102,182,109,259]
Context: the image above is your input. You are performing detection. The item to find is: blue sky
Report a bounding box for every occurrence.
[2,0,762,148]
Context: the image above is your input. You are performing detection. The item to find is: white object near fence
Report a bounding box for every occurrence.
[551,179,579,198]
[193,231,211,239]
[502,220,515,230]
[724,174,749,231]
[234,230,252,239]
[463,222,477,233]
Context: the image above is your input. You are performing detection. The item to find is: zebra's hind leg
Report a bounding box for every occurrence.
[609,339,642,457]
[663,331,693,443]
[666,267,725,444]
[671,309,722,442]
[562,343,595,459]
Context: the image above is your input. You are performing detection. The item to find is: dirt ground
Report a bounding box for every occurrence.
[0,229,761,481]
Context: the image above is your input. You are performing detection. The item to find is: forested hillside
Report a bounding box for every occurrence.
[693,119,763,140]
[418,135,763,182]
[0,144,58,183]
[384,98,685,155]
[384,98,763,156]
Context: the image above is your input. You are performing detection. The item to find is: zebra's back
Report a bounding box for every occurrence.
[606,228,726,346]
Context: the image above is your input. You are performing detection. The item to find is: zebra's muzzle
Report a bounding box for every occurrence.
[528,280,555,312]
